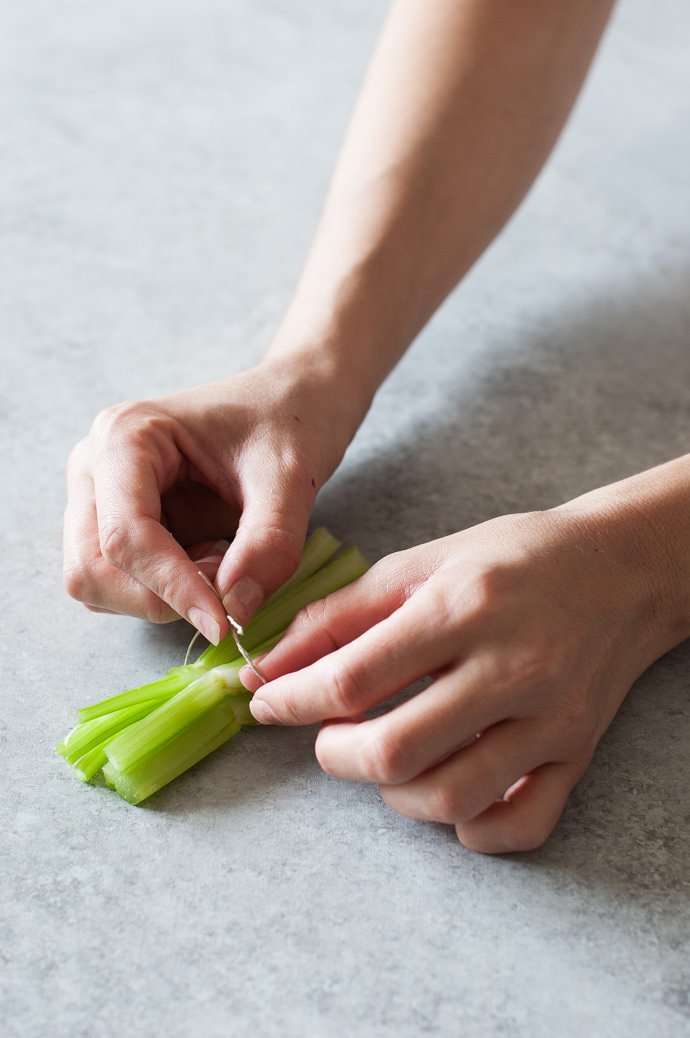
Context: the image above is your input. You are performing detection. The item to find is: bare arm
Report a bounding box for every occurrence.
[263,0,616,412]
[66,0,617,646]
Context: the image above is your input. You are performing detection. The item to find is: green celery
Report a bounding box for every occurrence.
[58,700,162,765]
[104,663,243,773]
[262,526,341,604]
[103,700,242,805]
[77,666,200,723]
[73,744,109,783]
[58,529,369,805]
[198,546,368,669]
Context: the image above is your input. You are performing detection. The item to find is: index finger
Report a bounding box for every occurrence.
[91,420,228,643]
[248,584,462,725]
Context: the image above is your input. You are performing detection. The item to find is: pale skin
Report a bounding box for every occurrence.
[64,0,690,851]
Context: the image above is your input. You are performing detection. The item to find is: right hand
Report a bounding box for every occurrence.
[63,357,358,643]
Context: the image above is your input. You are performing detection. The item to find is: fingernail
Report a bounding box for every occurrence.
[249,697,278,725]
[239,664,263,692]
[188,607,221,646]
[222,577,264,628]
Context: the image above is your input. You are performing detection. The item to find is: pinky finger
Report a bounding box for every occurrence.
[455,762,583,855]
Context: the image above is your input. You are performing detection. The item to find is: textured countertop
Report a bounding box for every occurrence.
[2,2,689,1035]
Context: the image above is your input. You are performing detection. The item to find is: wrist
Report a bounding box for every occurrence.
[263,299,395,442]
[552,459,690,669]
[250,348,365,481]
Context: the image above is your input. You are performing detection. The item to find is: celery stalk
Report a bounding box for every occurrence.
[77,666,200,723]
[58,529,368,805]
[58,700,162,765]
[103,700,242,805]
[73,744,110,783]
[262,526,341,604]
[104,664,242,773]
[198,546,368,669]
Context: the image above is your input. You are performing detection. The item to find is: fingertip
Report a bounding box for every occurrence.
[455,763,576,854]
[188,606,222,646]
[249,696,279,725]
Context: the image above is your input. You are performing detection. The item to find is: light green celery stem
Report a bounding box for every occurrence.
[192,528,348,671]
[73,744,109,783]
[198,546,369,670]
[58,700,162,765]
[77,666,202,723]
[104,663,243,773]
[226,690,254,726]
[97,691,252,788]
[103,699,242,805]
[263,526,341,604]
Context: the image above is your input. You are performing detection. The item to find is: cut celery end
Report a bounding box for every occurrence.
[73,744,109,783]
[102,761,118,789]
[77,666,202,723]
[106,700,242,805]
[104,664,243,773]
[59,700,162,765]
[198,546,369,669]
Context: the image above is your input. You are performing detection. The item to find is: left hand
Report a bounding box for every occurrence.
[245,506,676,853]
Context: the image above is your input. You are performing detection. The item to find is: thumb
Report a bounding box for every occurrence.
[215,482,316,628]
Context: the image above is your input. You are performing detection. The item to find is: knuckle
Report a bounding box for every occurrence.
[90,400,139,441]
[91,400,172,456]
[294,597,333,644]
[426,784,471,826]
[547,687,596,750]
[66,437,90,474]
[273,691,304,727]
[146,594,179,625]
[298,597,329,632]
[62,562,92,603]
[98,518,135,569]
[328,655,368,716]
[504,813,554,854]
[361,728,411,785]
[505,638,560,692]
[94,398,149,427]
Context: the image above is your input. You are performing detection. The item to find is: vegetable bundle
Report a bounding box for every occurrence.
[57,529,368,805]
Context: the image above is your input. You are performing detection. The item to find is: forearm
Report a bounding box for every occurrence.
[553,455,690,669]
[268,0,615,420]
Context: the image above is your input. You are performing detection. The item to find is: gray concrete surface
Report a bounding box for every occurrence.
[2,2,689,1035]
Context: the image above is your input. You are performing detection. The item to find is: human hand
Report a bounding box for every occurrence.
[245,506,678,853]
[63,357,359,642]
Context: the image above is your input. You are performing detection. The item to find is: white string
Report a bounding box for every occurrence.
[227,616,267,685]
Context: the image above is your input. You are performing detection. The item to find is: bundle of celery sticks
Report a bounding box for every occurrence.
[57,528,367,805]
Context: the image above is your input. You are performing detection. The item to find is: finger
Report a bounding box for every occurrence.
[312,670,523,784]
[241,556,414,692]
[90,430,227,642]
[248,585,469,726]
[376,718,551,817]
[187,539,231,583]
[64,443,179,621]
[455,762,582,854]
[215,466,318,628]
